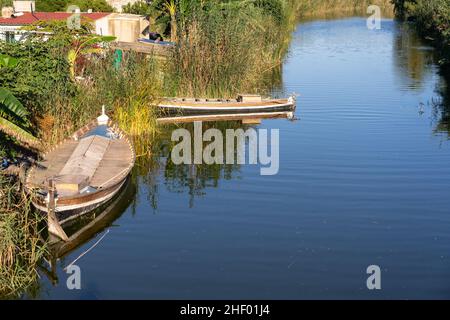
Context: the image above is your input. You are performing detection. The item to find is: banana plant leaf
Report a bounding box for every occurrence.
[0,88,29,119]
[0,54,19,68]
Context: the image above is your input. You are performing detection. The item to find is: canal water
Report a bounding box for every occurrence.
[38,17,450,299]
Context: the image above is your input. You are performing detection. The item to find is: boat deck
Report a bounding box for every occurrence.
[27,136,134,192]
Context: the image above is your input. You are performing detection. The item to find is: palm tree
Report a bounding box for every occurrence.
[164,0,178,42]
[67,35,116,80]
[0,55,39,149]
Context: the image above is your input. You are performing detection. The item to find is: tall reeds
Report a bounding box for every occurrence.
[295,0,394,18]
[38,52,164,146]
[0,177,46,298]
[169,6,282,98]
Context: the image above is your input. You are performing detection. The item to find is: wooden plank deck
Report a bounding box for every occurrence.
[59,136,110,179]
[29,141,79,187]
[28,136,134,190]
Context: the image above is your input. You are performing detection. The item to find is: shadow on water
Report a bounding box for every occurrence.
[434,74,450,137]
[393,22,450,137]
[38,177,137,287]
[393,23,436,90]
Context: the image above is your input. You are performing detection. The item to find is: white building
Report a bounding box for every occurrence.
[0,1,149,43]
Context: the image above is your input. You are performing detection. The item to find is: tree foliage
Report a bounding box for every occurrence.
[35,0,114,12]
[393,0,450,66]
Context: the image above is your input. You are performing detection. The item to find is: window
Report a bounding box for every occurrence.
[5,31,16,43]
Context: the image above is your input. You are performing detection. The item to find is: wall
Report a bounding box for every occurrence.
[107,13,148,42]
[13,0,35,12]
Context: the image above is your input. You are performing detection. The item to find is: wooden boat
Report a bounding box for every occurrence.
[25,107,135,241]
[158,94,297,117]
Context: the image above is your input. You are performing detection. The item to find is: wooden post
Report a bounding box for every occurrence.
[47,179,69,242]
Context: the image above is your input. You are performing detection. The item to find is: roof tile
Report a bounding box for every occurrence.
[0,12,111,26]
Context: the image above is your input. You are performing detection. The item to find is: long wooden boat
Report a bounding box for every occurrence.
[158,94,297,117]
[25,108,135,241]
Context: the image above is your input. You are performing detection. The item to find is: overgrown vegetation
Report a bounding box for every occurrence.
[392,0,450,68]
[0,177,46,298]
[35,0,114,12]
[0,0,12,9]
[296,0,393,17]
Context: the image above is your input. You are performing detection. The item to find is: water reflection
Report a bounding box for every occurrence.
[393,23,436,91]
[139,121,260,209]
[393,22,450,137]
[39,178,136,287]
[434,75,450,137]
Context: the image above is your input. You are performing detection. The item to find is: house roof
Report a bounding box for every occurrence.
[0,12,111,26]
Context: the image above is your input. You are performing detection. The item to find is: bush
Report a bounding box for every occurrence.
[393,0,450,67]
[35,0,114,12]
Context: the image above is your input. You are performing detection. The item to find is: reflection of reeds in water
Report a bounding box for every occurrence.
[393,23,440,91]
[134,121,255,209]
[433,75,450,137]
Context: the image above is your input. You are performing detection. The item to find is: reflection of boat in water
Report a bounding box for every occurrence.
[158,94,297,117]
[40,177,136,285]
[50,176,135,258]
[25,108,136,241]
[157,109,297,124]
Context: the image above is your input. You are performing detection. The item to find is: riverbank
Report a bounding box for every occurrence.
[392,0,450,70]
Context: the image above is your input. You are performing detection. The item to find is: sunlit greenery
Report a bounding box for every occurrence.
[35,0,113,12]
[393,0,450,67]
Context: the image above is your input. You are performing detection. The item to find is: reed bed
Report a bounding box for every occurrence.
[168,7,286,98]
[0,177,46,298]
[37,52,164,146]
[296,0,394,17]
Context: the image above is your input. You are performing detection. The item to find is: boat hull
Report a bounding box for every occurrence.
[32,179,127,225]
[158,100,296,117]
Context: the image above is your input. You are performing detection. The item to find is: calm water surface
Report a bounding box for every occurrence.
[39,17,450,299]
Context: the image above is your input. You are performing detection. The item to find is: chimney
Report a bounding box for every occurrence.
[12,1,35,13]
[1,6,14,18]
